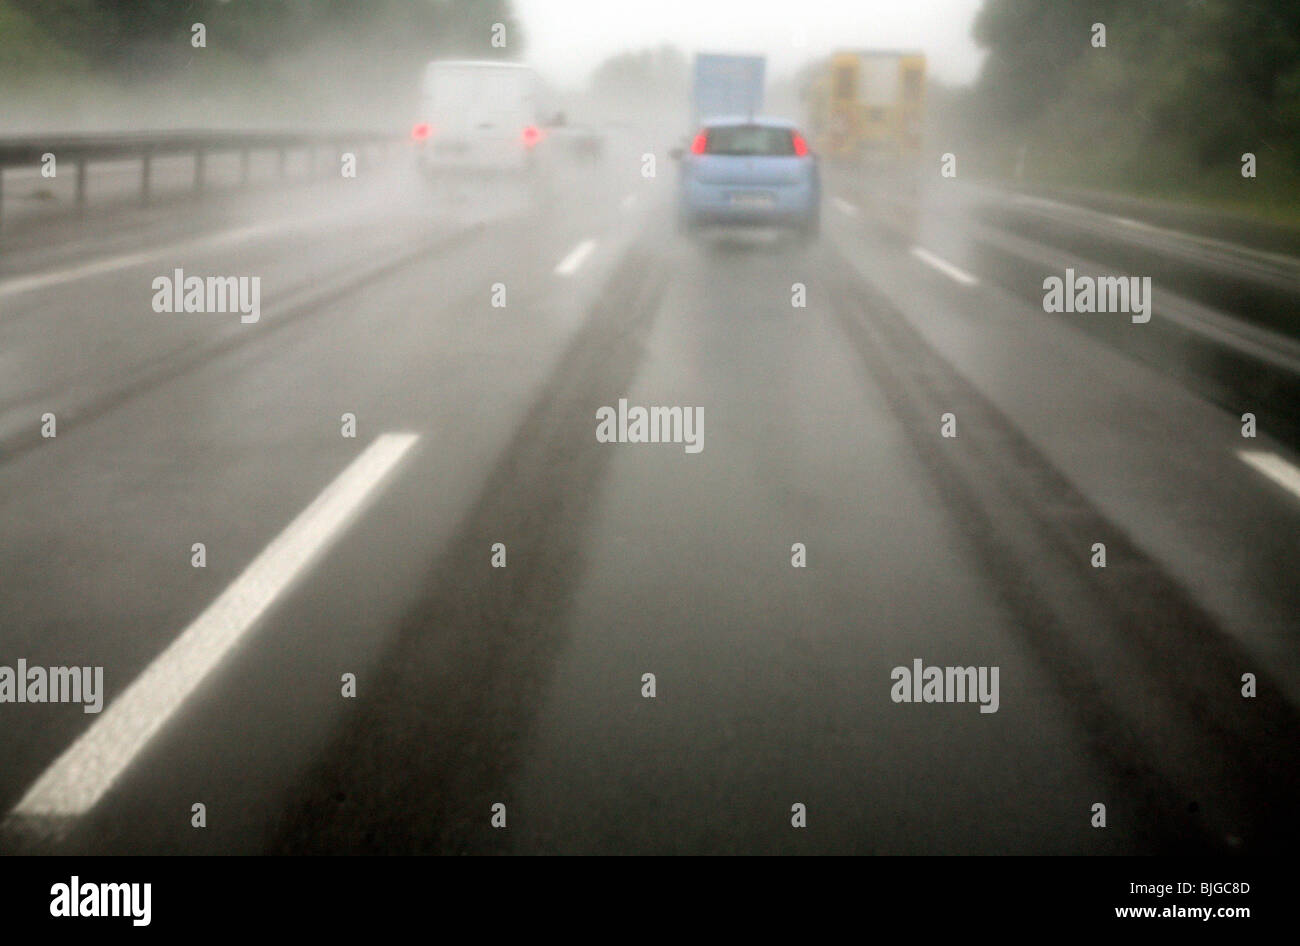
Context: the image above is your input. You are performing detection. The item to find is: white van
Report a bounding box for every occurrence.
[413,60,544,175]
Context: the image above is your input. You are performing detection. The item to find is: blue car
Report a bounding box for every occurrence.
[675,117,821,238]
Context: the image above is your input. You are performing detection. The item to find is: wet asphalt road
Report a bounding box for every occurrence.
[1,145,1298,854]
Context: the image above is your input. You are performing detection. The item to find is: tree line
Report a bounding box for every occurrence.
[967,0,1300,185]
[6,0,525,78]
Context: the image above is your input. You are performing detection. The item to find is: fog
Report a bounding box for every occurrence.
[2,0,983,135]
[518,0,987,88]
[1,0,1298,873]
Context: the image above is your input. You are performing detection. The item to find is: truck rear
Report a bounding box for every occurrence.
[692,53,766,128]
[806,50,925,165]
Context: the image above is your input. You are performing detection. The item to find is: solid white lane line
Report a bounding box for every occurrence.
[0,222,289,300]
[554,238,596,276]
[1238,450,1300,501]
[833,197,859,217]
[1013,194,1071,212]
[6,432,420,820]
[1012,191,1300,268]
[910,246,979,286]
[0,251,158,298]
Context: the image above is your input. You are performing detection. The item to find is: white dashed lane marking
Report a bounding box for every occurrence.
[5,432,420,821]
[833,197,859,217]
[1238,450,1300,502]
[910,246,979,286]
[554,238,597,276]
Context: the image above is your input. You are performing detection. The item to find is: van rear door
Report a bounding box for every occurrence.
[421,64,536,170]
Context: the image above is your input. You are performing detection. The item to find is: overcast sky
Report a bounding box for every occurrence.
[514,0,988,89]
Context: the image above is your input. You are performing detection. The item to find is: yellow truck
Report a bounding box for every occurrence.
[805,50,925,166]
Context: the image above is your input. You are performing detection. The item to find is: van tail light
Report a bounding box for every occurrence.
[791,131,809,156]
[522,125,542,147]
[411,122,433,141]
[690,131,708,155]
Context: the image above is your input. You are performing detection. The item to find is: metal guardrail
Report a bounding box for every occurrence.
[0,130,400,227]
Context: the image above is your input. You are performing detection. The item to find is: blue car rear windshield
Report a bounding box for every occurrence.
[704,125,796,156]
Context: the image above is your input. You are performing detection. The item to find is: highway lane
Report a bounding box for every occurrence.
[829,187,1300,703]
[1,155,1298,854]
[0,154,645,846]
[841,176,1300,446]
